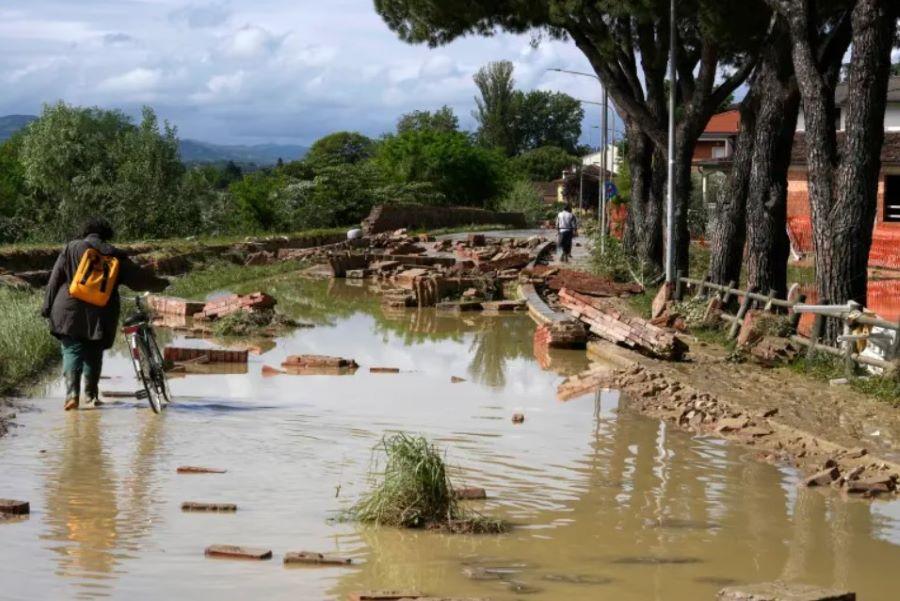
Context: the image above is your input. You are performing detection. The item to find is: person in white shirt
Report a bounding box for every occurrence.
[556,204,578,262]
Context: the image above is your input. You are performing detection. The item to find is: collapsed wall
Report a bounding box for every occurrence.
[361,204,527,235]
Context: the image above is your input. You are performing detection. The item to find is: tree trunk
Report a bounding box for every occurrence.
[623,120,662,273]
[671,132,698,277]
[707,93,759,286]
[745,30,800,299]
[784,0,896,339]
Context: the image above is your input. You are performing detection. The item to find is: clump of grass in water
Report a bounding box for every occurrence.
[210,309,299,337]
[351,433,508,534]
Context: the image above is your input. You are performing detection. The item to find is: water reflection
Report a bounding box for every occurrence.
[40,411,167,597]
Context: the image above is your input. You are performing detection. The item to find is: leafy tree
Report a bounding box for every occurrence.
[510,146,577,182]
[305,131,375,168]
[228,171,286,231]
[20,102,133,238]
[497,179,547,226]
[0,136,29,242]
[374,0,770,274]
[110,107,188,239]
[375,129,506,206]
[515,90,584,154]
[397,105,459,134]
[472,61,519,156]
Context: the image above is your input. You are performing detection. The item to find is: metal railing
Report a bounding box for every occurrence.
[674,272,900,373]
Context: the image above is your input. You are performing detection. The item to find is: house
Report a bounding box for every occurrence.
[787,77,900,270]
[533,180,565,205]
[693,76,900,271]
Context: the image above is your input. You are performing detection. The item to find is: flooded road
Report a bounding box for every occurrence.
[2,277,899,600]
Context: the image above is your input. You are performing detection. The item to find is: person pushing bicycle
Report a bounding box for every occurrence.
[42,217,169,411]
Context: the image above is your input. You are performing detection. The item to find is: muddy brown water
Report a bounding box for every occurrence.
[1,277,898,601]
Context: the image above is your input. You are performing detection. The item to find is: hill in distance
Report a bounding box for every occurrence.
[0,114,307,166]
[0,115,37,141]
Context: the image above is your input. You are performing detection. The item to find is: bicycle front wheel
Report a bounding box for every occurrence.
[134,335,166,414]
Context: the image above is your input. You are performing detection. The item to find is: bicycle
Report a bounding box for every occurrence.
[122,295,172,414]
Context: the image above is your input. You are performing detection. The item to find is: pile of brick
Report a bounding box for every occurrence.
[559,288,688,360]
[199,292,276,320]
[147,295,206,317]
[545,269,644,297]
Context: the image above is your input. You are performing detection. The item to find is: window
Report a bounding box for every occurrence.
[711,144,728,159]
[886,175,900,223]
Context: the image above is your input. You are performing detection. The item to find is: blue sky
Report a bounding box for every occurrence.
[0,0,614,146]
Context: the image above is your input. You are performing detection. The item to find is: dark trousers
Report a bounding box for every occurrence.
[61,337,104,399]
[558,229,574,258]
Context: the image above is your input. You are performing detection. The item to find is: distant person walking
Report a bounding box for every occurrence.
[556,204,578,263]
[42,218,169,411]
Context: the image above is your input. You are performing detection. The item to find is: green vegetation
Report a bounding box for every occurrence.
[473,61,585,157]
[209,310,300,338]
[0,64,586,246]
[0,288,58,394]
[166,260,306,299]
[790,353,900,407]
[497,180,547,226]
[350,432,507,533]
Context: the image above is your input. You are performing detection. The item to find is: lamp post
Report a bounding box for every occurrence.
[549,68,613,253]
[665,0,677,284]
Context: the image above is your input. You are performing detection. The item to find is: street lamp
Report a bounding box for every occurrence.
[665,0,677,284]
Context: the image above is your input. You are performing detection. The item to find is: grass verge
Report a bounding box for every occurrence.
[350,433,508,534]
[0,287,59,395]
[165,260,306,299]
[789,353,900,407]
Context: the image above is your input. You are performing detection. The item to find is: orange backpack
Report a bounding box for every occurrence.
[69,247,120,307]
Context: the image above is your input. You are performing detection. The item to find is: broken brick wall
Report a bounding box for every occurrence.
[361,204,527,235]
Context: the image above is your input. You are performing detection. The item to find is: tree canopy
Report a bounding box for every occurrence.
[305,131,375,167]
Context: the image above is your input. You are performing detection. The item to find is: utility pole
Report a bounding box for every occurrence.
[665,0,677,284]
[600,87,608,255]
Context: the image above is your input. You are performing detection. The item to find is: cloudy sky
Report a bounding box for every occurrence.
[0,0,612,146]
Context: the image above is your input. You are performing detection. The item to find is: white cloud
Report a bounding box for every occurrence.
[0,0,599,145]
[223,24,282,59]
[99,67,162,94]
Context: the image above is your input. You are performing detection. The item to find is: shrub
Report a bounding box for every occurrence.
[497,179,546,226]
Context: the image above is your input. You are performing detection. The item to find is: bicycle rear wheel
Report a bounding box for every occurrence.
[144,329,172,407]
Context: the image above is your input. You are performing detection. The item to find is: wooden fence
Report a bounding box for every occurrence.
[674,272,900,374]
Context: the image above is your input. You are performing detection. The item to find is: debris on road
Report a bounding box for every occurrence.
[282,355,358,369]
[370,367,401,374]
[198,292,277,320]
[450,376,466,383]
[511,413,525,424]
[559,288,688,360]
[146,295,205,317]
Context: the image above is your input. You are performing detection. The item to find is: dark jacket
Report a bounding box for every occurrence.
[42,235,168,349]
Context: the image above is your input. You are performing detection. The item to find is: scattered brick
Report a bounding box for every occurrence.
[370,367,401,374]
[282,355,359,369]
[511,413,525,424]
[201,292,276,320]
[804,466,840,487]
[467,233,486,246]
[348,593,424,601]
[0,499,29,515]
[283,551,353,566]
[182,502,237,512]
[177,466,227,474]
[146,295,206,316]
[453,487,487,500]
[101,390,138,398]
[164,347,248,364]
[205,545,272,560]
[262,365,286,376]
[450,376,466,383]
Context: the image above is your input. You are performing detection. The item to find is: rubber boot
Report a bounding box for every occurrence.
[82,372,103,409]
[64,371,81,411]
